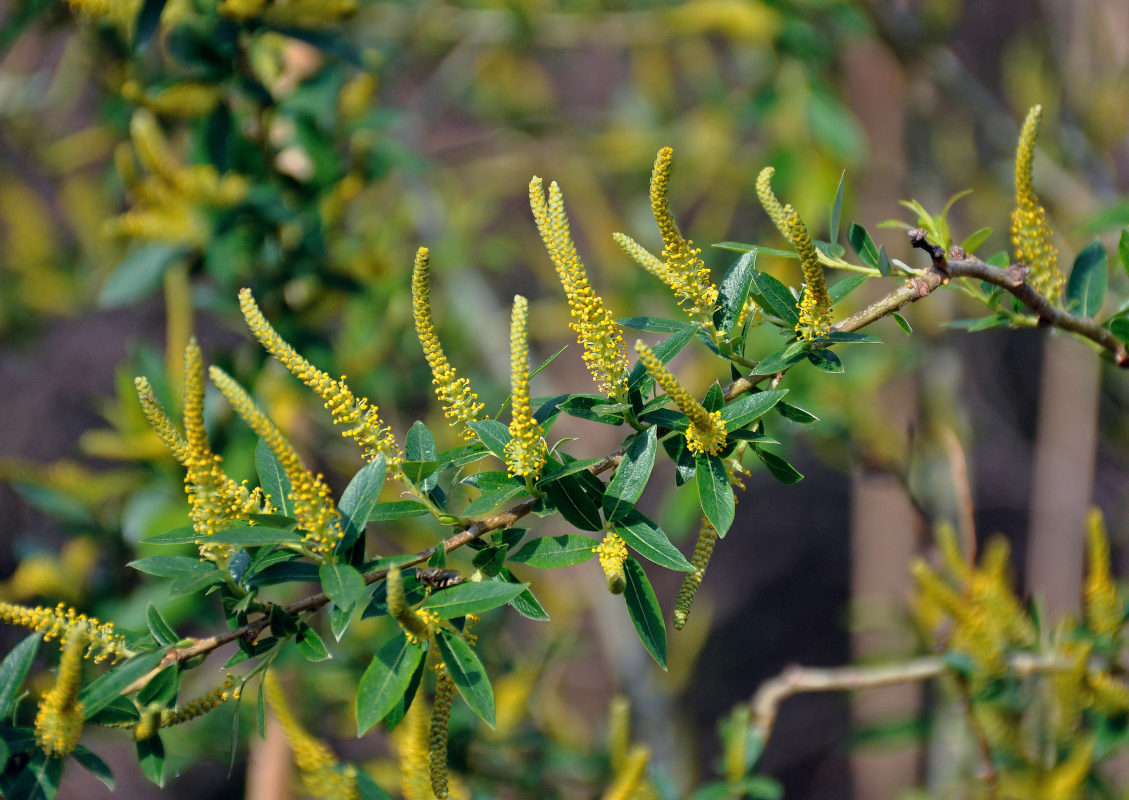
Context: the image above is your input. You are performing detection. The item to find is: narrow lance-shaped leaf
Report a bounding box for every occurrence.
[696,453,735,537]
[356,631,425,735]
[602,427,658,522]
[435,629,495,727]
[623,557,668,670]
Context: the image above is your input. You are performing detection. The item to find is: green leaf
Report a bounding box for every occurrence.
[356,769,396,800]
[133,0,166,51]
[79,650,166,719]
[602,427,658,522]
[169,569,225,597]
[755,448,804,484]
[623,557,667,670]
[1109,317,1129,345]
[72,746,114,790]
[368,501,429,522]
[99,244,184,308]
[776,401,819,424]
[807,349,844,372]
[828,274,867,304]
[1119,229,1129,277]
[256,439,292,517]
[892,312,912,334]
[508,534,597,568]
[696,453,735,537]
[435,629,495,726]
[614,511,691,572]
[319,563,366,611]
[535,458,603,485]
[848,223,880,269]
[496,345,570,417]
[628,324,699,390]
[420,581,528,618]
[136,733,165,786]
[462,484,526,517]
[617,317,693,335]
[382,653,426,733]
[145,604,178,647]
[400,461,438,484]
[356,631,424,722]
[749,271,799,326]
[436,445,489,470]
[405,421,436,463]
[8,751,62,800]
[468,420,511,461]
[876,244,891,277]
[338,455,387,550]
[137,665,179,707]
[143,525,199,545]
[128,556,213,578]
[751,343,807,375]
[961,227,993,254]
[830,170,846,243]
[204,525,303,546]
[720,389,788,429]
[295,625,331,662]
[495,567,550,621]
[539,473,603,531]
[712,242,798,258]
[0,633,39,719]
[556,395,626,425]
[816,331,881,344]
[1066,239,1108,317]
[713,250,757,335]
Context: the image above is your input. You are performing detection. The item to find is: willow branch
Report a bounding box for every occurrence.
[750,652,1080,745]
[121,453,623,695]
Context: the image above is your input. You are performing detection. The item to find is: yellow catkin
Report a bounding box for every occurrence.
[607,695,630,773]
[34,625,87,758]
[647,147,719,319]
[601,745,650,800]
[62,0,142,30]
[0,601,128,662]
[1010,105,1064,300]
[396,689,433,800]
[1084,507,1122,639]
[429,665,456,800]
[264,672,358,800]
[504,296,547,479]
[160,674,241,727]
[784,205,831,341]
[594,532,629,594]
[529,178,630,397]
[674,519,718,630]
[755,167,791,243]
[209,366,345,557]
[386,567,432,642]
[238,289,402,471]
[1043,736,1093,800]
[411,247,485,439]
[121,80,222,118]
[633,340,726,456]
[1089,671,1129,715]
[1049,642,1090,742]
[723,705,751,785]
[133,377,190,463]
[934,521,973,584]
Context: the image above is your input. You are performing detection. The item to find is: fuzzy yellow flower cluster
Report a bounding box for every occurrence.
[136,340,274,563]
[1084,507,1123,639]
[504,296,547,480]
[106,111,247,246]
[239,289,402,470]
[755,167,791,243]
[600,695,658,800]
[62,0,142,30]
[219,0,357,25]
[386,567,433,643]
[634,341,727,457]
[594,532,629,595]
[160,674,241,729]
[785,205,832,340]
[34,625,88,758]
[913,531,1034,686]
[411,247,485,440]
[529,178,630,397]
[1011,105,1064,300]
[646,146,719,319]
[0,537,99,605]
[674,518,718,630]
[121,80,222,118]
[264,672,358,800]
[209,366,345,557]
[0,601,129,663]
[429,664,456,800]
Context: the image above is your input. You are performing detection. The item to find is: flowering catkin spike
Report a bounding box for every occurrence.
[674,519,718,630]
[594,532,629,594]
[601,744,651,800]
[429,664,456,799]
[34,624,87,758]
[411,247,485,439]
[0,601,128,662]
[756,167,791,243]
[210,366,345,557]
[264,672,358,800]
[1011,105,1064,300]
[386,567,432,642]
[160,674,240,727]
[634,340,727,456]
[396,688,433,800]
[723,704,751,784]
[529,178,630,397]
[238,288,402,471]
[504,296,547,479]
[1084,507,1122,639]
[134,377,190,464]
[647,148,719,320]
[784,205,832,340]
[607,695,630,772]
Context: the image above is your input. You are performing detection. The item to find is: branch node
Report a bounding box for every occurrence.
[908,228,949,277]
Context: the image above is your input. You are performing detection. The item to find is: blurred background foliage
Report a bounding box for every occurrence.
[0,0,1128,797]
